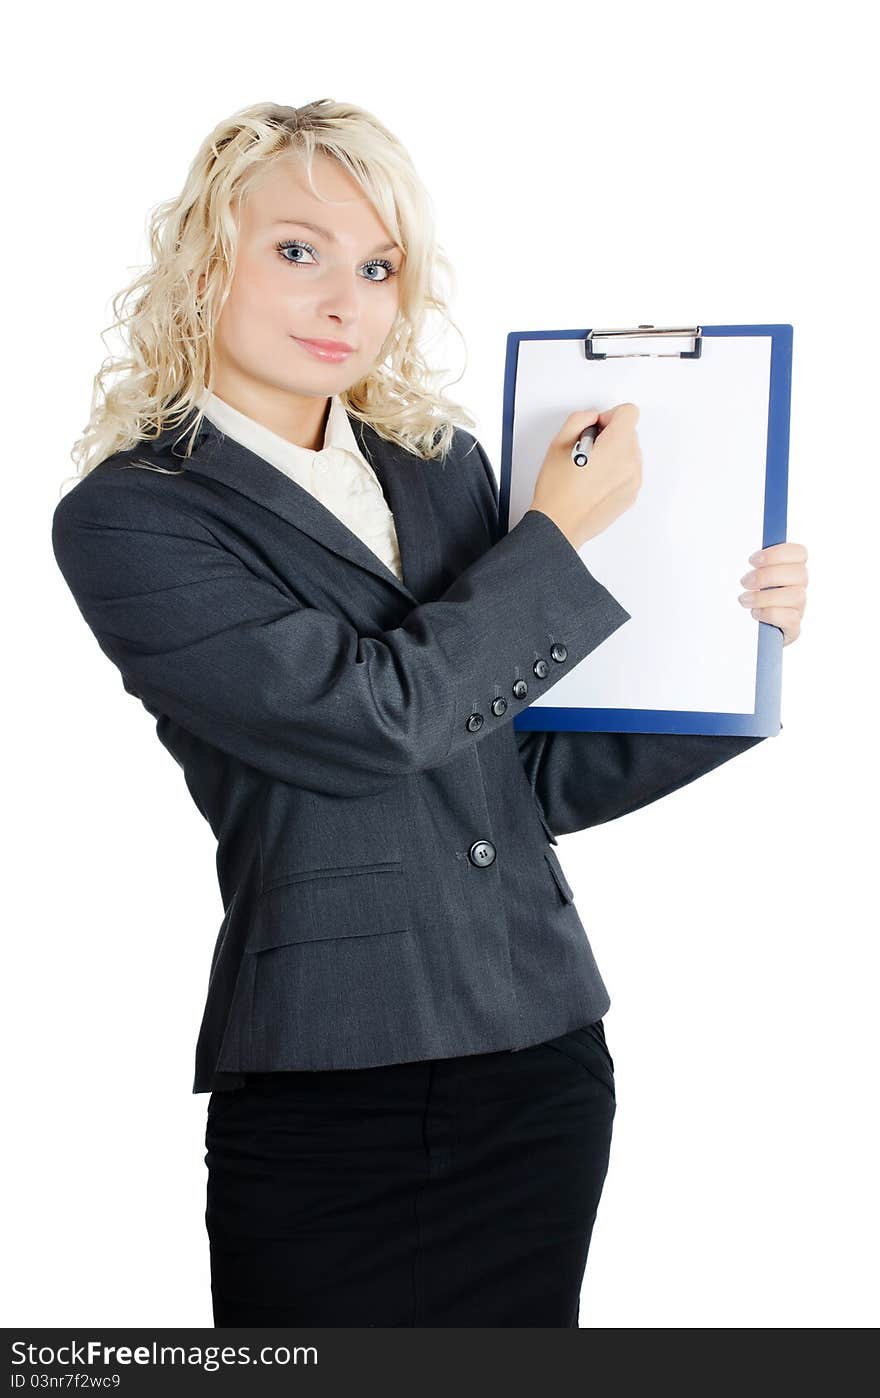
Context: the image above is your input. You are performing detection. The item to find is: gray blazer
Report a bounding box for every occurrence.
[51,408,766,1093]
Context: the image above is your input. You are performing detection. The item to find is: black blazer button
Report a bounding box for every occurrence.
[533,658,549,679]
[466,712,484,732]
[468,840,496,867]
[550,643,568,662]
[491,696,508,717]
[512,679,528,699]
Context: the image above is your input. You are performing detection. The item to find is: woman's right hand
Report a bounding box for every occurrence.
[528,403,643,550]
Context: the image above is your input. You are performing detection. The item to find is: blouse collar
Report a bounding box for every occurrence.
[196,388,366,478]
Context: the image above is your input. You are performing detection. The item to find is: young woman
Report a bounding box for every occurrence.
[52,99,808,1327]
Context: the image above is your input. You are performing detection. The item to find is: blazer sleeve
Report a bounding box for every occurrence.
[51,465,632,799]
[464,432,775,836]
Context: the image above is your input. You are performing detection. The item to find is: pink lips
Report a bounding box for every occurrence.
[292,336,355,362]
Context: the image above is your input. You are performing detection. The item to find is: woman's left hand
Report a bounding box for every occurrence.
[739,541,808,646]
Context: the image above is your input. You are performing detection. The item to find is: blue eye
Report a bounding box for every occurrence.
[274,239,399,283]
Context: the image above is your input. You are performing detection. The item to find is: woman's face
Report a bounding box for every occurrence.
[212,150,404,405]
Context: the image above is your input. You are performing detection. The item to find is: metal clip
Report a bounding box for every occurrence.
[585,324,703,360]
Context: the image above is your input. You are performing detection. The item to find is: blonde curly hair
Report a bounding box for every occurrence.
[63,98,477,492]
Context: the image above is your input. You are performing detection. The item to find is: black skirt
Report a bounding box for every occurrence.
[204,1019,616,1327]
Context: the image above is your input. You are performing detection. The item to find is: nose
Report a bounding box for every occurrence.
[311,267,362,322]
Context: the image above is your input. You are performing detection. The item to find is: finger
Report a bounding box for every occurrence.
[748,541,808,566]
[741,562,809,589]
[739,584,806,610]
[597,402,640,431]
[558,410,602,442]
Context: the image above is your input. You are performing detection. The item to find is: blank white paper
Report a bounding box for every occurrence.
[509,332,772,715]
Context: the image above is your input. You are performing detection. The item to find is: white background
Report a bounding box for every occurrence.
[5,0,876,1330]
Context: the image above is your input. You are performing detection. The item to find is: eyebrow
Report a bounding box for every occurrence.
[272,218,400,256]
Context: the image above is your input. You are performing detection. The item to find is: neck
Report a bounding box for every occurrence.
[207,373,331,451]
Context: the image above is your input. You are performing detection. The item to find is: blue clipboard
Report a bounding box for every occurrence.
[501,323,792,738]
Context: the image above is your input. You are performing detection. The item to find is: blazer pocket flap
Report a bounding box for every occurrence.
[249,862,409,952]
[544,847,574,903]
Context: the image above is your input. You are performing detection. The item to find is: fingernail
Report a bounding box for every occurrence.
[749,551,764,564]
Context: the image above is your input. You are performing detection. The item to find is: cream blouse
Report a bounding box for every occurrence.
[197,389,404,584]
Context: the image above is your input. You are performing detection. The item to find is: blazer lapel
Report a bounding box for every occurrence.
[349,415,446,605]
[138,406,445,606]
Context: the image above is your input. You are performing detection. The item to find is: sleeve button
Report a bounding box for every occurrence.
[550,643,568,662]
[533,658,549,679]
[466,712,484,732]
[491,697,508,716]
[512,679,529,699]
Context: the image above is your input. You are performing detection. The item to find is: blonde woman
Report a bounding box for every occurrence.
[52,100,808,1327]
